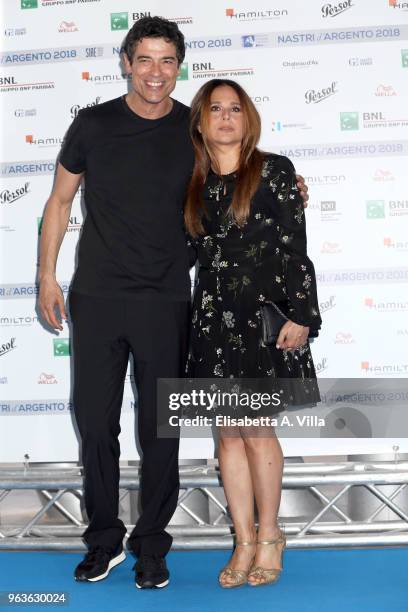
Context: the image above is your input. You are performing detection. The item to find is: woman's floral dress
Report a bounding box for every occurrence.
[186,153,322,408]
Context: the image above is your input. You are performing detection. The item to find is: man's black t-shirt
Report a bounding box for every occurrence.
[59,96,194,300]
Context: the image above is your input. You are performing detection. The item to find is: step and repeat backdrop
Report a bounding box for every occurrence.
[1,0,408,461]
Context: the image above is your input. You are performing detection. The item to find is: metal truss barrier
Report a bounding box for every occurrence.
[1,461,408,551]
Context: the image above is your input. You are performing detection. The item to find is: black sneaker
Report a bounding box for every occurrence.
[134,555,170,589]
[74,544,126,582]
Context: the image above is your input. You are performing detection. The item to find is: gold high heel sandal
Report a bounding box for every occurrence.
[218,540,256,589]
[248,527,286,587]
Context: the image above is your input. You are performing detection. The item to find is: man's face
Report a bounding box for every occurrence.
[123,37,180,106]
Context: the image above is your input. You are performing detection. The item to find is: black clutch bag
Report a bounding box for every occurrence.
[260,301,319,346]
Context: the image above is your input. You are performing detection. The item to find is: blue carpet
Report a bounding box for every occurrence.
[1,548,407,611]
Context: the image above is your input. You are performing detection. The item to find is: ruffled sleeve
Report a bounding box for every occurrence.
[263,155,322,331]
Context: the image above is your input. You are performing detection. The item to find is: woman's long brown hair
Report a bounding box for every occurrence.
[185,79,264,237]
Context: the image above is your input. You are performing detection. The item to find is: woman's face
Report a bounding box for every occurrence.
[203,85,245,148]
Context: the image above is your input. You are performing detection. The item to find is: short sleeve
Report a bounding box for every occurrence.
[59,112,86,174]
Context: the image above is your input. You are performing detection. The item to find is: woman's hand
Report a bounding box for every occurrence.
[276,320,309,350]
[296,174,309,207]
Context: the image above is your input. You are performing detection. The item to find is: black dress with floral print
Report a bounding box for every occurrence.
[186,153,322,408]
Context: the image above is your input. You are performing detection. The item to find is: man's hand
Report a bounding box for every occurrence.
[276,320,309,351]
[38,276,67,331]
[296,174,309,208]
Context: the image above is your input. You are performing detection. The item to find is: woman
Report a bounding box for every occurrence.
[184,79,322,588]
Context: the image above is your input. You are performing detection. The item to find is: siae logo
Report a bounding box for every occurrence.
[110,12,128,30]
[321,0,353,17]
[53,338,70,357]
[305,81,337,104]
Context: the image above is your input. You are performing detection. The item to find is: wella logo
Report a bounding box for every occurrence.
[375,84,397,97]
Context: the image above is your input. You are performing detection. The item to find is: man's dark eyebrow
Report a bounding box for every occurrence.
[135,54,177,61]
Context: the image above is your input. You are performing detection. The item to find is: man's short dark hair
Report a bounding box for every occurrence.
[122,16,185,65]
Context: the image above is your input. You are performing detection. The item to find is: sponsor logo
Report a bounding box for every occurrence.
[84,46,104,58]
[388,200,408,216]
[362,112,408,129]
[389,0,408,10]
[373,169,395,182]
[340,112,359,130]
[38,372,58,384]
[82,71,129,84]
[58,21,78,33]
[70,96,101,118]
[361,360,408,375]
[14,108,36,117]
[53,338,70,357]
[315,357,329,373]
[305,81,337,104]
[183,62,254,80]
[176,63,189,81]
[25,134,63,148]
[241,34,269,48]
[271,120,312,132]
[375,84,397,96]
[130,12,152,22]
[250,95,271,105]
[0,377,7,384]
[321,241,342,254]
[21,0,37,8]
[226,8,288,20]
[0,338,16,357]
[282,59,319,68]
[38,215,81,234]
[383,237,408,251]
[320,201,341,222]
[320,296,336,313]
[42,0,100,4]
[348,57,373,66]
[334,332,355,344]
[305,175,346,185]
[111,12,128,30]
[4,28,27,37]
[364,297,408,312]
[0,76,54,93]
[321,1,353,18]
[0,315,38,326]
[0,182,30,205]
[402,49,408,67]
[366,200,385,219]
[163,15,193,25]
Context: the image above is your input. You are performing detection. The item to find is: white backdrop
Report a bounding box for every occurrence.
[1,0,408,461]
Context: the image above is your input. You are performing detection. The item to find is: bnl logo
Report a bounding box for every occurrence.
[242,35,257,47]
[53,339,70,357]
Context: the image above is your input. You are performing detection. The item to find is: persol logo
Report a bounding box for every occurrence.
[305,81,337,104]
[0,182,30,204]
[321,0,353,17]
[0,338,16,357]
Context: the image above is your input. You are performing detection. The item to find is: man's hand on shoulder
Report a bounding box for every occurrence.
[296,174,309,208]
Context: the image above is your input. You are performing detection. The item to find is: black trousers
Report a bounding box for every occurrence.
[69,291,190,557]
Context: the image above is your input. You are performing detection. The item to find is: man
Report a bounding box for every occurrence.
[38,16,309,589]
